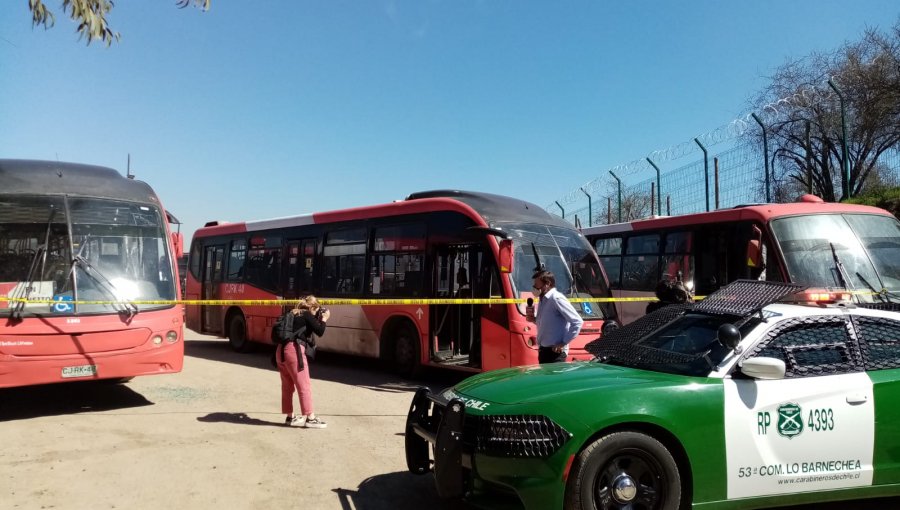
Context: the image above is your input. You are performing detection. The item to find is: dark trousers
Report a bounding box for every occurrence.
[538,346,567,364]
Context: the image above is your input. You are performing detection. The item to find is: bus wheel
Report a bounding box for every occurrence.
[228,314,252,353]
[98,377,133,385]
[565,431,683,510]
[393,323,421,378]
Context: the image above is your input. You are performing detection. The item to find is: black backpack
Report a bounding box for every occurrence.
[271,311,307,371]
[272,311,303,345]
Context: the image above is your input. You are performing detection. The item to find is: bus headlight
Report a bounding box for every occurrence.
[151,335,163,345]
[166,330,179,343]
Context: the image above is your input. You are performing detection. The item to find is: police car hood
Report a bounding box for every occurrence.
[452,361,685,405]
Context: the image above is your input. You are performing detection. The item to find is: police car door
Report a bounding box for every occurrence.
[723,315,874,499]
[851,314,900,485]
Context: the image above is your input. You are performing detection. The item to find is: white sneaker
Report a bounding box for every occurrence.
[285,415,305,427]
[304,416,327,429]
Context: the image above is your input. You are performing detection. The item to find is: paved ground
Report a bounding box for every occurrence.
[1,329,898,510]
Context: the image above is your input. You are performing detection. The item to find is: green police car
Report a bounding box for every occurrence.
[405,280,900,509]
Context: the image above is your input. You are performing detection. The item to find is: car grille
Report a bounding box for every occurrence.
[472,414,571,458]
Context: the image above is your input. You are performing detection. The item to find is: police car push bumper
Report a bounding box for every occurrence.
[405,387,469,498]
[405,386,572,499]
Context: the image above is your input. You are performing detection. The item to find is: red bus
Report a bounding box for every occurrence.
[0,160,185,388]
[583,194,900,324]
[185,190,618,374]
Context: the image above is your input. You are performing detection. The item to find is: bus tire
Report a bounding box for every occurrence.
[98,377,134,385]
[227,314,252,353]
[565,431,683,510]
[393,322,421,378]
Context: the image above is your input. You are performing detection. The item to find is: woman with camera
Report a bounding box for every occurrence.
[277,295,330,428]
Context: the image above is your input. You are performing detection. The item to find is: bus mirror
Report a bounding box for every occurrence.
[172,232,184,258]
[746,226,762,268]
[499,239,513,274]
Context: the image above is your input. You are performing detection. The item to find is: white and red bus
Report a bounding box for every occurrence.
[185,190,618,374]
[0,159,185,388]
[583,194,900,324]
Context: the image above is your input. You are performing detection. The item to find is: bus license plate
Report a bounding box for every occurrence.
[61,365,98,378]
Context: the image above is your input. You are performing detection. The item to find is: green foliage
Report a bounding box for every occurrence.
[749,19,900,203]
[845,186,900,217]
[27,0,210,46]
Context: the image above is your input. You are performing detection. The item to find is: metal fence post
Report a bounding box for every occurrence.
[609,171,622,222]
[555,201,565,219]
[828,78,851,199]
[694,138,710,211]
[805,120,813,194]
[751,113,771,203]
[714,157,720,209]
[580,187,592,227]
[646,157,662,216]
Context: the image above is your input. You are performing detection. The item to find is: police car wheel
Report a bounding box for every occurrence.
[565,431,683,510]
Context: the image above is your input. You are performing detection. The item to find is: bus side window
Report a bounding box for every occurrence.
[662,231,693,285]
[189,240,202,281]
[369,224,425,296]
[622,234,660,292]
[227,239,247,281]
[695,228,728,296]
[594,237,623,289]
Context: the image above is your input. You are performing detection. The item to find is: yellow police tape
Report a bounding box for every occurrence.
[4,289,884,307]
[5,296,664,306]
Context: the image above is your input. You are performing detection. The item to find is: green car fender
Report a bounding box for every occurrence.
[457,364,731,504]
[555,375,729,504]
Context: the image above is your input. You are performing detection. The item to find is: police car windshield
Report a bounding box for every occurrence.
[772,214,900,301]
[503,223,611,320]
[595,313,760,376]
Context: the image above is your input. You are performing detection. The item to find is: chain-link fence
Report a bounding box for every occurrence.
[559,141,900,228]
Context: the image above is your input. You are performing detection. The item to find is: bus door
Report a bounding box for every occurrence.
[431,244,483,368]
[284,239,317,299]
[201,244,225,334]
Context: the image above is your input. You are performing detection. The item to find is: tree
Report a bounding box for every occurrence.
[749,19,900,202]
[846,186,900,218]
[28,0,210,46]
[595,184,654,225]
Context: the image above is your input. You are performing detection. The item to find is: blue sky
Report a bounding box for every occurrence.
[1,1,897,247]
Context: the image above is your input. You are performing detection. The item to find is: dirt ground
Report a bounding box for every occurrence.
[1,329,898,510]
[0,329,471,510]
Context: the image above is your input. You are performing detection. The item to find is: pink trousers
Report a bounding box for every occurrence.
[276,342,314,416]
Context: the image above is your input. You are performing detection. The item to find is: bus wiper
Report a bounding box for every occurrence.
[829,243,856,302]
[11,246,45,319]
[531,242,543,272]
[855,272,888,304]
[73,255,139,318]
[11,207,57,318]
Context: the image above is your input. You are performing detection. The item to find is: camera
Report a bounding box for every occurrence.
[315,307,328,319]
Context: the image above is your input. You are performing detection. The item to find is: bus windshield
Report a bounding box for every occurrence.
[0,195,176,316]
[771,214,900,301]
[504,223,610,319]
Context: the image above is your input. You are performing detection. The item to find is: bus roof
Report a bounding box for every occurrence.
[581,199,894,236]
[0,159,158,204]
[196,189,575,237]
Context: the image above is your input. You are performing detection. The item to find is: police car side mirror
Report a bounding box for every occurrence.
[601,319,619,336]
[716,323,741,350]
[739,357,786,380]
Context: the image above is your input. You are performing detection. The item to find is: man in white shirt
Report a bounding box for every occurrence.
[526,269,584,364]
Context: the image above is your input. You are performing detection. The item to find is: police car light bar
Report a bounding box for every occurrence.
[784,289,852,304]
